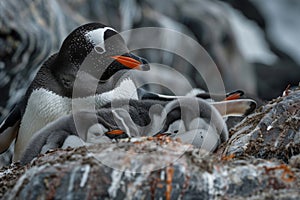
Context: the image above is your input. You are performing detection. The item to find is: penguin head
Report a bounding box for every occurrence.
[52,23,149,93]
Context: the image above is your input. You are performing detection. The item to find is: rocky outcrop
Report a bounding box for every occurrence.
[220,88,300,163]
[0,0,79,121]
[1,138,300,200]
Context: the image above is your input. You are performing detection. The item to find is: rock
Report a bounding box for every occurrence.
[220,0,300,100]
[1,137,299,199]
[289,154,300,169]
[251,0,300,65]
[0,0,80,121]
[220,88,300,163]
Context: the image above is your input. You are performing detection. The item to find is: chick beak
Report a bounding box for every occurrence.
[224,93,241,101]
[112,55,142,70]
[106,129,125,135]
[224,90,244,101]
[105,129,128,140]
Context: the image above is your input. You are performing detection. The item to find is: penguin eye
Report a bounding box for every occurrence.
[95,46,105,54]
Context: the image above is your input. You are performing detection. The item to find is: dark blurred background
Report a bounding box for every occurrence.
[0,0,300,121]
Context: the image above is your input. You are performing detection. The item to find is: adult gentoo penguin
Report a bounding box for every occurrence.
[0,22,149,162]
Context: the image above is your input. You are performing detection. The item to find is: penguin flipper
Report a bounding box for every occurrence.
[139,88,245,102]
[0,105,22,153]
[138,88,176,101]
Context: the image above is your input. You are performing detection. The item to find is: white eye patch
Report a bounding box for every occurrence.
[85,27,117,54]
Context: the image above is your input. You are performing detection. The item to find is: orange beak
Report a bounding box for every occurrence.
[106,129,125,135]
[224,93,242,101]
[112,55,142,70]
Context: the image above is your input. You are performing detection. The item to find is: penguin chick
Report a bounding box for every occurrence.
[20,98,228,164]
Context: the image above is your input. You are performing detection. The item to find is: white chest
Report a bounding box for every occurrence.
[14,89,71,161]
[13,78,138,161]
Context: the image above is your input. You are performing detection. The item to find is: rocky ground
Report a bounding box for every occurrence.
[1,88,299,199]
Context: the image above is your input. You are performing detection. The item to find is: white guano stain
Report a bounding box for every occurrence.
[108,170,123,198]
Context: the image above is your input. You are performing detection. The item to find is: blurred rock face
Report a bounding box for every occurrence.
[64,0,257,95]
[221,88,300,163]
[62,0,300,98]
[221,0,300,99]
[0,0,80,121]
